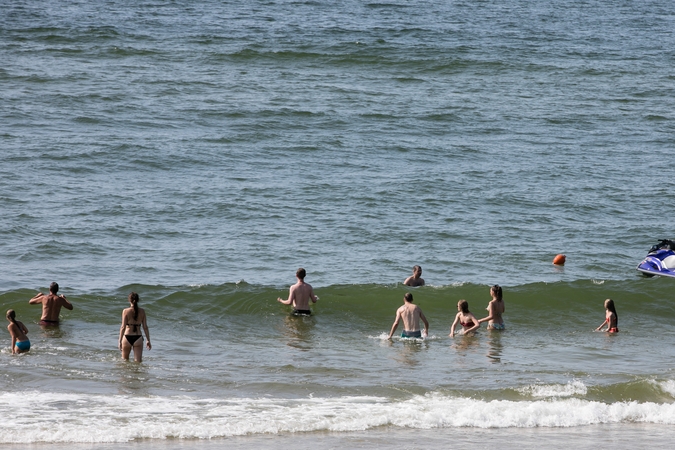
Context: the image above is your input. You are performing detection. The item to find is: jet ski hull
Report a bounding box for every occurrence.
[636,249,675,278]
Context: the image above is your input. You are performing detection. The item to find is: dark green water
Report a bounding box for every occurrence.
[1,0,675,445]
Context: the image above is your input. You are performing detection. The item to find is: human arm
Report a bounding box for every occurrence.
[387,310,402,339]
[28,293,44,304]
[595,318,608,331]
[277,286,295,305]
[449,313,460,337]
[403,276,413,286]
[8,324,17,354]
[463,313,481,334]
[142,312,151,350]
[59,296,73,311]
[478,302,494,324]
[310,286,318,303]
[420,311,429,337]
[119,311,127,350]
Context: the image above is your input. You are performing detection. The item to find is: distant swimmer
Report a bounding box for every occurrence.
[6,310,30,354]
[477,285,505,330]
[403,265,425,287]
[29,282,73,326]
[595,298,619,333]
[277,268,318,316]
[387,292,429,339]
[449,299,480,337]
[119,292,152,362]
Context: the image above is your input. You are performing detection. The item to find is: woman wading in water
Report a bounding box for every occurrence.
[6,310,30,354]
[595,298,619,333]
[478,285,505,330]
[119,292,151,362]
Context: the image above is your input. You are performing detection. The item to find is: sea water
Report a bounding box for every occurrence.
[1,0,675,447]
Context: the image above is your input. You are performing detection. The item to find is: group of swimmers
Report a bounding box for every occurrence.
[276,265,619,339]
[386,284,505,339]
[6,267,620,358]
[6,282,151,361]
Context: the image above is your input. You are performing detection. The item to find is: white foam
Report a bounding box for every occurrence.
[368,332,438,341]
[2,391,675,443]
[654,380,675,397]
[517,381,588,398]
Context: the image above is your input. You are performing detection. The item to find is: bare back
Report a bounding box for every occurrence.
[288,281,316,310]
[398,303,424,331]
[122,307,147,335]
[32,294,73,321]
[7,321,28,342]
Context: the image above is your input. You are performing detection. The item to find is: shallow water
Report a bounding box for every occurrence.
[1,0,675,445]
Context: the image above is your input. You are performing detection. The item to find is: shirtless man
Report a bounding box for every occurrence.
[28,282,74,326]
[387,292,429,339]
[277,268,318,315]
[403,265,425,287]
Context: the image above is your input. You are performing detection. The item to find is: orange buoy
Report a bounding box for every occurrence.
[553,254,566,266]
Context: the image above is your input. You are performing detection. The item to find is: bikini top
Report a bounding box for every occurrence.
[125,321,142,333]
[460,321,475,328]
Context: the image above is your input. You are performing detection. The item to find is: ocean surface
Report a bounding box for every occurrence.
[2,0,675,447]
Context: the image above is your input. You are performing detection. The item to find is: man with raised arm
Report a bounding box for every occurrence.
[29,282,73,326]
[388,292,429,339]
[277,268,318,316]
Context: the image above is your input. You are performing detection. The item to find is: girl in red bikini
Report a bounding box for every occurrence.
[595,298,619,333]
[449,300,480,337]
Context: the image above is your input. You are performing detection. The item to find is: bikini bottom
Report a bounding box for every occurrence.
[15,340,31,351]
[125,335,143,346]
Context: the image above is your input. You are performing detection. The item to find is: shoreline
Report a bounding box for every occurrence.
[2,424,671,449]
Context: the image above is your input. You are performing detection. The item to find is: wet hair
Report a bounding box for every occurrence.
[6,309,17,326]
[458,299,469,313]
[413,265,422,274]
[605,298,618,320]
[404,292,414,302]
[50,282,59,294]
[491,285,503,302]
[296,268,306,280]
[128,292,139,321]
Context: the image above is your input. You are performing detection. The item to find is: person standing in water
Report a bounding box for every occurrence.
[277,268,318,316]
[595,298,619,333]
[387,292,429,339]
[403,265,425,287]
[478,285,505,330]
[6,310,30,354]
[119,292,151,362]
[449,299,480,337]
[28,282,73,326]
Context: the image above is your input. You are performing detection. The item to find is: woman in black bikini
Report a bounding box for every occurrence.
[118,292,151,362]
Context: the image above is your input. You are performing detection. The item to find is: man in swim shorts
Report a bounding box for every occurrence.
[277,268,318,315]
[29,282,74,326]
[403,265,425,287]
[387,292,429,339]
